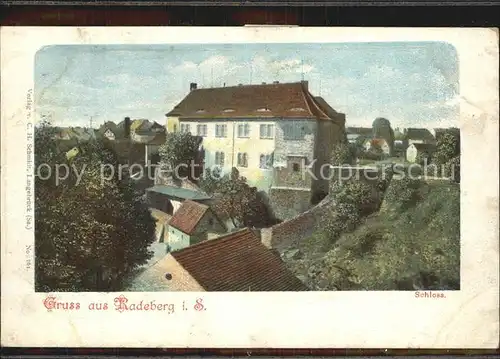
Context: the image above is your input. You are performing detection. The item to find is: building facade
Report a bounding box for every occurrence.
[166,200,226,251]
[166,81,346,204]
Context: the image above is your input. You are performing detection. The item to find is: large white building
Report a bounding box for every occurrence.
[166,81,346,204]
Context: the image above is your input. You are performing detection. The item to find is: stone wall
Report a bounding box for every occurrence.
[268,188,312,221]
[261,167,385,251]
[259,195,335,252]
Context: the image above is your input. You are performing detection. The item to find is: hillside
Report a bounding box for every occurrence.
[283,179,460,291]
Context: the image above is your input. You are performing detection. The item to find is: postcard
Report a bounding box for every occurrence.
[1,26,498,348]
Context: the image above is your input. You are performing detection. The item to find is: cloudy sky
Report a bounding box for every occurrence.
[34,42,459,129]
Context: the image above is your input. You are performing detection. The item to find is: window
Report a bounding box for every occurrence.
[197,124,207,137]
[290,107,306,112]
[292,163,300,172]
[237,123,250,138]
[180,123,191,133]
[283,121,306,140]
[173,124,178,132]
[222,108,235,113]
[215,151,225,166]
[259,154,273,169]
[259,124,274,139]
[215,124,227,138]
[237,153,248,168]
[257,108,271,112]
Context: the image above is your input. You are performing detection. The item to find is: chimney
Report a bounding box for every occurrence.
[190,82,197,91]
[301,80,309,91]
[124,117,131,139]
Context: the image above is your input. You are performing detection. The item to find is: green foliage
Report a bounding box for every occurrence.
[433,129,460,182]
[158,132,201,179]
[384,175,423,213]
[415,151,431,167]
[444,155,460,182]
[35,123,156,292]
[331,142,355,166]
[322,180,376,242]
[324,181,460,290]
[199,167,275,229]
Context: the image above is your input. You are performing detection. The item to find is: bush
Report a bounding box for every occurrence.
[444,156,460,183]
[384,175,423,213]
[331,142,355,166]
[322,180,376,242]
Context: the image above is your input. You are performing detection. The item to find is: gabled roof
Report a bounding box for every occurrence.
[410,143,437,152]
[166,81,336,121]
[170,228,308,291]
[313,96,344,122]
[146,185,211,201]
[405,128,435,141]
[371,138,389,147]
[168,200,211,235]
[135,120,166,134]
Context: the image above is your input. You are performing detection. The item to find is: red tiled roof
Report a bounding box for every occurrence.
[371,138,388,146]
[166,82,334,120]
[171,228,308,291]
[168,200,209,235]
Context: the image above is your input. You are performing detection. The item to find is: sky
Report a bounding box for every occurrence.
[34,42,459,130]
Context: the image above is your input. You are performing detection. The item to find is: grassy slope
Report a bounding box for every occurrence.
[286,180,460,291]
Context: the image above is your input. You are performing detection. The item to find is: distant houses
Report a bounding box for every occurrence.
[363,138,391,156]
[346,127,372,144]
[96,117,166,166]
[404,128,436,145]
[52,117,167,168]
[351,125,455,162]
[127,228,308,291]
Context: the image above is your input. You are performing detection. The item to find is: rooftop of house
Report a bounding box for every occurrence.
[150,208,172,224]
[405,128,436,141]
[371,138,389,146]
[97,119,162,138]
[53,127,96,141]
[410,143,437,152]
[170,228,308,291]
[135,120,166,135]
[146,185,211,201]
[168,200,211,235]
[166,81,342,121]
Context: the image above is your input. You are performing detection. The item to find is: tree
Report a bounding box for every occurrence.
[35,123,156,292]
[322,180,376,242]
[433,129,460,182]
[372,117,395,156]
[158,132,203,180]
[331,142,355,166]
[200,167,275,228]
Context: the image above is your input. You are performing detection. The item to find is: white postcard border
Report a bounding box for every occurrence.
[1,27,499,348]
